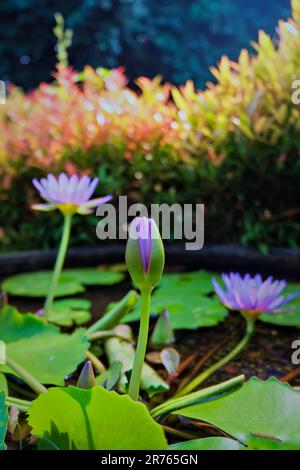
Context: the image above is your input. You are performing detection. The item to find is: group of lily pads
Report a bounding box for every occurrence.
[0,173,300,451]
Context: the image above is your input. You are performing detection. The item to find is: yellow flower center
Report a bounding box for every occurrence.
[58,202,78,215]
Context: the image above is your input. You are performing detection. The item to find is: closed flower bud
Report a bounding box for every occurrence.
[77,361,96,389]
[125,217,165,291]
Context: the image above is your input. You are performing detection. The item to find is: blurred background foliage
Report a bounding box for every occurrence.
[0,0,290,90]
[0,0,299,253]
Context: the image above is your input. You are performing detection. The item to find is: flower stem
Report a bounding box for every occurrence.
[44,213,72,320]
[6,356,47,395]
[85,350,106,373]
[151,374,245,419]
[128,288,151,401]
[5,396,32,411]
[176,319,255,397]
[86,290,138,336]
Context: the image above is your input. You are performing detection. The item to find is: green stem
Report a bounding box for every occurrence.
[176,319,255,397]
[44,213,72,320]
[86,290,138,336]
[6,356,47,395]
[151,375,245,419]
[88,331,132,343]
[128,288,151,401]
[5,396,32,411]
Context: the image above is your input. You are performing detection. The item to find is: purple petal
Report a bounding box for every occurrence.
[137,217,152,273]
[82,195,112,208]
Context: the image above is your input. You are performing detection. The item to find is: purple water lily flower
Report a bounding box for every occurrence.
[32,173,112,215]
[213,272,299,317]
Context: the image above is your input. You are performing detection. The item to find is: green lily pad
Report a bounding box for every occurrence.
[0,306,89,385]
[0,392,7,450]
[123,271,226,330]
[261,284,300,327]
[49,299,92,326]
[2,271,84,297]
[64,268,125,286]
[174,377,300,450]
[28,386,167,450]
[124,292,227,330]
[169,435,300,450]
[2,268,125,298]
[159,271,220,294]
[169,437,243,450]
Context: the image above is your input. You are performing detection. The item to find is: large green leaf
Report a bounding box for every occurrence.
[169,434,300,451]
[2,268,125,298]
[169,437,243,450]
[174,377,300,450]
[0,306,89,385]
[0,391,7,450]
[123,271,227,330]
[261,284,300,327]
[28,386,167,450]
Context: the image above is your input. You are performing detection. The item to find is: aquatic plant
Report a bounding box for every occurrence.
[125,216,165,400]
[32,173,111,319]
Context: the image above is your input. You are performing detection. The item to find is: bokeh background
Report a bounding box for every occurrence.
[1,0,299,253]
[1,0,290,89]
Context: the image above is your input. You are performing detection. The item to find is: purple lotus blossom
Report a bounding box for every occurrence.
[32,173,112,215]
[213,273,299,316]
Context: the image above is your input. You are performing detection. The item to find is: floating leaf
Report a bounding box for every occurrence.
[28,386,167,450]
[63,268,125,286]
[261,284,300,327]
[123,271,226,330]
[2,271,84,297]
[169,437,242,450]
[49,299,92,326]
[174,377,300,450]
[2,268,125,298]
[0,306,89,385]
[0,392,7,450]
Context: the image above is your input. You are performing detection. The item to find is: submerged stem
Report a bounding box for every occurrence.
[176,319,255,397]
[128,288,151,401]
[44,213,72,320]
[6,356,47,395]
